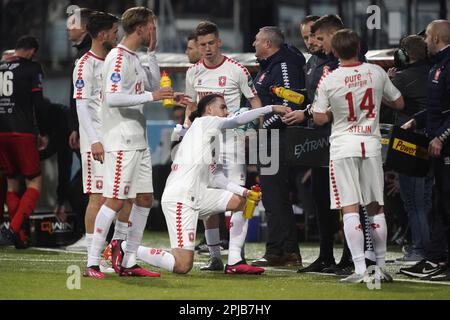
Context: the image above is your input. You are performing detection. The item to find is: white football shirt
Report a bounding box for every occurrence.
[73,51,104,153]
[313,62,401,160]
[185,56,257,114]
[162,116,228,207]
[102,44,149,152]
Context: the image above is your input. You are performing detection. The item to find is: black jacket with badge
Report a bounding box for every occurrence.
[253,44,306,130]
[414,45,450,154]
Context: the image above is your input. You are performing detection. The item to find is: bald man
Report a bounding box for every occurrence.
[402,20,450,281]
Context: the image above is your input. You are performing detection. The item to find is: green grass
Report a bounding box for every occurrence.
[0,231,449,300]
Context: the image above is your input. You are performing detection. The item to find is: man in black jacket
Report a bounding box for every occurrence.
[386,36,433,265]
[402,20,450,281]
[250,26,305,267]
[64,8,92,250]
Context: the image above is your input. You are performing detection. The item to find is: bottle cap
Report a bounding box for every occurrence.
[252,185,261,192]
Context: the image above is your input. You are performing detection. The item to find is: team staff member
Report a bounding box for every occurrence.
[0,36,48,248]
[251,26,305,267]
[404,20,450,281]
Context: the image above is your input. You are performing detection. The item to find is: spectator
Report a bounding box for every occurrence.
[401,19,450,281]
[250,26,305,267]
[0,35,48,248]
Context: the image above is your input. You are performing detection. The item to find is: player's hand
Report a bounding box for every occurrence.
[401,119,416,130]
[282,110,305,125]
[54,204,67,223]
[152,87,174,101]
[173,92,193,107]
[91,142,105,163]
[272,105,292,116]
[428,137,442,158]
[69,131,80,150]
[387,67,397,79]
[37,134,49,151]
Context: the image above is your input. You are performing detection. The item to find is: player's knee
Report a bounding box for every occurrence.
[173,261,193,274]
[135,193,153,208]
[226,194,245,211]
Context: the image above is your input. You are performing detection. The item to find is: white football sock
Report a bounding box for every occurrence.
[369,213,387,268]
[113,220,128,241]
[122,204,149,268]
[228,212,248,265]
[205,228,221,259]
[86,233,93,257]
[133,243,175,272]
[87,205,116,267]
[343,213,366,275]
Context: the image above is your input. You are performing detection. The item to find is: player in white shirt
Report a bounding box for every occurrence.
[312,29,404,283]
[184,21,263,271]
[117,94,290,274]
[86,7,183,278]
[72,12,119,278]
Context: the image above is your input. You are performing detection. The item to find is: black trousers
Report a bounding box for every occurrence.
[311,167,340,262]
[259,131,299,257]
[428,156,450,263]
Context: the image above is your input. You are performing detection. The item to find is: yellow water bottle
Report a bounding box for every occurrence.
[271,86,305,105]
[243,185,261,219]
[160,71,174,108]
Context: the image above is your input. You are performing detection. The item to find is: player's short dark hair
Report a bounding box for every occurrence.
[400,35,428,62]
[331,29,360,60]
[189,94,223,123]
[187,31,197,42]
[122,7,155,34]
[301,15,321,26]
[15,35,39,52]
[68,8,94,27]
[86,11,119,38]
[196,21,219,38]
[311,14,344,34]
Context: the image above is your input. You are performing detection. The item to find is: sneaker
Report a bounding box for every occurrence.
[297,258,335,273]
[373,268,393,283]
[427,268,450,281]
[0,230,12,246]
[399,260,443,278]
[225,260,264,275]
[65,235,87,252]
[199,257,224,271]
[323,259,354,275]
[119,265,160,277]
[110,239,124,273]
[194,238,207,251]
[99,259,115,274]
[84,266,105,279]
[340,272,370,283]
[396,253,424,264]
[1,227,28,249]
[197,240,229,255]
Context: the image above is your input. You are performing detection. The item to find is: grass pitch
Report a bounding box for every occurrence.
[0,231,449,300]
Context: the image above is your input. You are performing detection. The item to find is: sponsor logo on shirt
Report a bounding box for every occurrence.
[111,72,121,83]
[75,79,84,89]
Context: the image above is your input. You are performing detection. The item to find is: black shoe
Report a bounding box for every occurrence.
[1,226,28,249]
[323,259,353,275]
[426,268,450,281]
[200,257,224,271]
[399,260,444,278]
[194,238,206,251]
[297,258,335,273]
